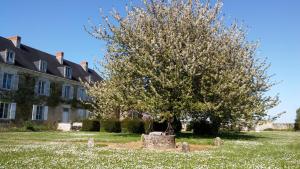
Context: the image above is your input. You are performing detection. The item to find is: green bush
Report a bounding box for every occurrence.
[81,120,100,131]
[172,117,182,133]
[122,118,145,134]
[101,119,121,133]
[191,120,218,135]
[23,121,57,131]
[24,121,35,131]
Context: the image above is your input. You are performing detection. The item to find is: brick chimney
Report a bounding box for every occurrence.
[80,61,88,71]
[56,51,64,64]
[8,36,21,48]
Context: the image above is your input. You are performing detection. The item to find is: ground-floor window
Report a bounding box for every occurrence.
[32,105,48,121]
[0,102,16,119]
[36,106,44,120]
[77,109,89,120]
[0,102,10,119]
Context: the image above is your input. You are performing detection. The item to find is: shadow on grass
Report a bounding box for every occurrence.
[110,133,141,138]
[176,132,266,141]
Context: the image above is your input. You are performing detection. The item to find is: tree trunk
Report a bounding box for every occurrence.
[165,117,174,135]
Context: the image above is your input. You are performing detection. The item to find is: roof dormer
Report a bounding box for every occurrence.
[39,60,47,72]
[5,50,15,64]
[64,66,72,79]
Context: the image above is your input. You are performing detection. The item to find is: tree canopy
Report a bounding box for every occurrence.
[85,0,278,133]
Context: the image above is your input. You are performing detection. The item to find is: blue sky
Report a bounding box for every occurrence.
[1,0,299,122]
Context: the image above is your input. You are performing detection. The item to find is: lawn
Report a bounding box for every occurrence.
[0,131,299,169]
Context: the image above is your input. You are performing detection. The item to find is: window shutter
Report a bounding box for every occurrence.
[70,68,72,79]
[77,109,82,119]
[43,106,48,120]
[86,110,90,119]
[32,105,37,120]
[77,87,80,100]
[12,74,19,90]
[5,51,8,62]
[45,80,50,96]
[34,80,39,94]
[83,89,88,101]
[63,67,67,78]
[9,103,16,119]
[39,60,42,71]
[12,52,16,64]
[34,61,40,70]
[44,62,48,72]
[70,86,74,99]
[61,84,65,97]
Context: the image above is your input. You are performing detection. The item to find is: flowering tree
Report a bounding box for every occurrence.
[85,0,278,134]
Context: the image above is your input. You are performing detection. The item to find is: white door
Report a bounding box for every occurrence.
[62,108,70,123]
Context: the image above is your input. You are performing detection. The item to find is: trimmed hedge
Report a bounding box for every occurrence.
[101,119,121,133]
[81,120,100,131]
[122,118,145,134]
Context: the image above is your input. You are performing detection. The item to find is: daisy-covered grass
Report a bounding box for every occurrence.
[0,131,299,168]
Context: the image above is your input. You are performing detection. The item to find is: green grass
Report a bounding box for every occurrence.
[0,131,299,168]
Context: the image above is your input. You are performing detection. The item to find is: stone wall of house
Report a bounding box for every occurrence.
[0,63,88,125]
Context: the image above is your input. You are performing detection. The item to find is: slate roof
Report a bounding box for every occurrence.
[0,36,102,82]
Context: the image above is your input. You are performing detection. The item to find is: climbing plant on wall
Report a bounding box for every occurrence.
[13,73,36,122]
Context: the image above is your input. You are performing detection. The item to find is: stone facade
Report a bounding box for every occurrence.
[0,36,101,127]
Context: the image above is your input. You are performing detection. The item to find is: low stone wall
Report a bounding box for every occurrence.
[142,133,176,149]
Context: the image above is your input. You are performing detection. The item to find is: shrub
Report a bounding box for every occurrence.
[81,120,100,131]
[152,116,182,134]
[101,119,121,133]
[172,117,182,133]
[23,121,57,131]
[24,121,35,131]
[191,120,219,135]
[186,123,193,131]
[122,118,145,134]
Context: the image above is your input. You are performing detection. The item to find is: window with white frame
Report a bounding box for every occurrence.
[64,85,71,98]
[36,106,44,120]
[39,60,47,72]
[32,105,48,121]
[2,73,13,90]
[0,102,16,119]
[65,66,72,79]
[35,79,50,96]
[62,85,73,99]
[77,88,86,100]
[0,103,10,119]
[6,50,15,64]
[77,109,87,120]
[38,80,46,95]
